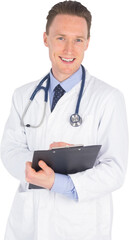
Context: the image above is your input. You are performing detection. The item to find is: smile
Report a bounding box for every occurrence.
[59,56,76,63]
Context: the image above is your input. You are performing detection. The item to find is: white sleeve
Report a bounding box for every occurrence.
[69,90,128,202]
[0,90,33,182]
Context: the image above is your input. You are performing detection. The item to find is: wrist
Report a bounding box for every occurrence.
[48,172,55,190]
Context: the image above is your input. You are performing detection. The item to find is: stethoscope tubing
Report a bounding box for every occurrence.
[75,65,85,114]
[30,73,50,102]
[21,65,86,128]
[21,100,47,128]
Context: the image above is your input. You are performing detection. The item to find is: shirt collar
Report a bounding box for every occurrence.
[49,66,82,94]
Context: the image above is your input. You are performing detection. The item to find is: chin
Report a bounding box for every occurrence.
[61,68,74,75]
[62,65,79,73]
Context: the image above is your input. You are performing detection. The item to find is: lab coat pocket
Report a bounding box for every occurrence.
[55,195,97,240]
[5,186,34,240]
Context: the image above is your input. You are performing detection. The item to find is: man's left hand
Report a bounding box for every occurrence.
[25,161,55,189]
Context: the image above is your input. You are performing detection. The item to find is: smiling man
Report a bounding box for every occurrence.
[1,1,128,240]
[43,14,90,81]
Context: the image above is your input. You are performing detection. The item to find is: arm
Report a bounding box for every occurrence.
[49,142,78,200]
[1,90,33,182]
[1,89,78,199]
[25,142,78,201]
[51,173,78,201]
[69,90,128,202]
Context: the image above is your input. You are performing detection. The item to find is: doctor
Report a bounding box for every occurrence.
[1,1,128,240]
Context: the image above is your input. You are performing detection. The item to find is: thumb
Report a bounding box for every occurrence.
[38,160,52,175]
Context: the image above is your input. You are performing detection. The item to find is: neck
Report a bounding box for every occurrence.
[51,67,80,82]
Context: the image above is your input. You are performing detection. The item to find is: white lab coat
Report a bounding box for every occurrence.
[1,69,128,240]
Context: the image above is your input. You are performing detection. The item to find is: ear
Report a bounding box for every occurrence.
[84,37,90,51]
[43,32,49,47]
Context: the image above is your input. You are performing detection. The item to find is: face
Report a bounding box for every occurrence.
[43,14,90,81]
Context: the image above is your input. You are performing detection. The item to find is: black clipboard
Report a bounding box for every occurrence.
[29,145,101,189]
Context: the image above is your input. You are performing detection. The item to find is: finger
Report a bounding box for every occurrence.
[38,160,48,170]
[26,161,32,170]
[38,160,53,175]
[25,162,35,182]
[49,142,73,149]
[49,142,57,149]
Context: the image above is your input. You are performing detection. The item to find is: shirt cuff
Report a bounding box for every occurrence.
[51,173,78,201]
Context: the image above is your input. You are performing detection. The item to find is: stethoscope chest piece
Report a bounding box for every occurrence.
[70,114,82,127]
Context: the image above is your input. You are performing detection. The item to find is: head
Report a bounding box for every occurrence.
[43,1,92,81]
[46,1,92,39]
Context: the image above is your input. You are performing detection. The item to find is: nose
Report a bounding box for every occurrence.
[63,40,74,55]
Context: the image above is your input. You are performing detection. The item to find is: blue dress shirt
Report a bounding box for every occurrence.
[49,66,82,201]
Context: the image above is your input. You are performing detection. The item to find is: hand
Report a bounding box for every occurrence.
[25,161,55,189]
[49,142,74,149]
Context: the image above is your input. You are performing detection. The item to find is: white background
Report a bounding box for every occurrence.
[0,0,129,239]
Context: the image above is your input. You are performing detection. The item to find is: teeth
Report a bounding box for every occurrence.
[61,57,74,62]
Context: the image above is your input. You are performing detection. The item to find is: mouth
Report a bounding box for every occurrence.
[59,56,76,63]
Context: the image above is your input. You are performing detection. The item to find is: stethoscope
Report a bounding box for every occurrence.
[21,64,86,128]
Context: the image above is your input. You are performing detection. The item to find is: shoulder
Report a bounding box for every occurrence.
[86,70,124,105]
[13,77,44,100]
[12,71,50,103]
[11,74,48,115]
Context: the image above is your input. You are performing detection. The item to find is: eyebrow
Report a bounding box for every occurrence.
[55,34,86,40]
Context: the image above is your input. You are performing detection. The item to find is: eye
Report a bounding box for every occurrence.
[57,37,64,41]
[76,39,83,42]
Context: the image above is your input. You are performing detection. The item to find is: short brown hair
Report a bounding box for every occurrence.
[46,0,92,39]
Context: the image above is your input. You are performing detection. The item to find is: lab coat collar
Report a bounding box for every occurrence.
[34,68,91,106]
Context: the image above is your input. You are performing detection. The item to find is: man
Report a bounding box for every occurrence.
[1,1,128,240]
